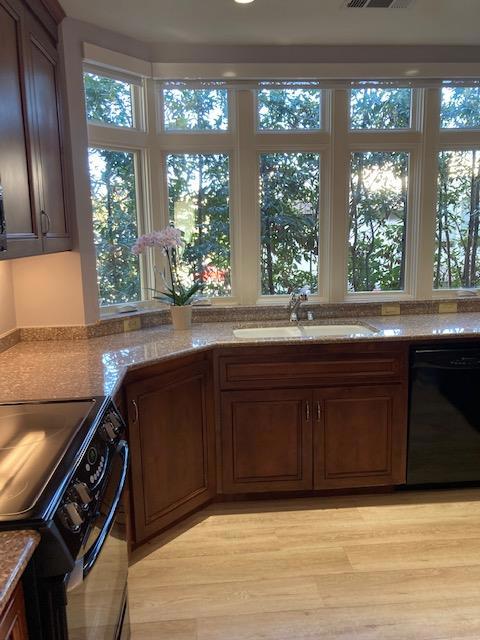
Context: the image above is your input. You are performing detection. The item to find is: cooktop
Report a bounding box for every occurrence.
[0,400,97,517]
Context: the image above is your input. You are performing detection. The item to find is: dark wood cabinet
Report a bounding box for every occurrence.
[217,343,408,495]
[221,389,313,493]
[126,357,216,545]
[0,0,69,260]
[0,583,28,640]
[313,384,407,489]
[24,12,69,253]
[0,0,40,258]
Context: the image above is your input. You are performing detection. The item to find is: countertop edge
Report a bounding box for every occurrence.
[0,530,40,618]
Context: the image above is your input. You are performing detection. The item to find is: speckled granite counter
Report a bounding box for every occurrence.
[1,313,480,403]
[0,530,39,616]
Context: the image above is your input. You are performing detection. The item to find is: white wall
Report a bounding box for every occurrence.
[0,262,16,336]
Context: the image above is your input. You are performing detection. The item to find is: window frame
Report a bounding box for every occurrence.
[84,69,480,313]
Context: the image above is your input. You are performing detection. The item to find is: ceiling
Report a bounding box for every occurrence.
[59,0,480,46]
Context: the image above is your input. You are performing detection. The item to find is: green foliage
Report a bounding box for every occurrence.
[435,150,480,289]
[348,151,408,292]
[88,148,141,305]
[164,87,228,130]
[260,153,320,295]
[167,153,231,296]
[441,86,480,129]
[257,88,320,130]
[84,73,133,127]
[350,87,411,130]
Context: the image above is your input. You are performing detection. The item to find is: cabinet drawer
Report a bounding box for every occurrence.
[218,345,406,389]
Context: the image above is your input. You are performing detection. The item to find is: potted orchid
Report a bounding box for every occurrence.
[132,226,203,330]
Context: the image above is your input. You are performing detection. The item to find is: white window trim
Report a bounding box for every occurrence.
[85,59,480,311]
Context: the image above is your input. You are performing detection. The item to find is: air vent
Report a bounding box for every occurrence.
[344,0,415,7]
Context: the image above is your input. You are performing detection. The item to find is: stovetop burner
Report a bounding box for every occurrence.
[0,400,96,517]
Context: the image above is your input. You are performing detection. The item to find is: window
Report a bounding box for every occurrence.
[84,72,135,128]
[434,150,480,289]
[84,68,480,310]
[260,153,320,294]
[88,148,141,305]
[348,152,409,292]
[163,85,228,131]
[350,86,412,130]
[257,85,321,130]
[167,154,231,296]
[441,85,480,129]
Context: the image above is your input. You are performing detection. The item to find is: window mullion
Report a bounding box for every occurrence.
[235,89,259,305]
[416,88,441,299]
[329,89,349,302]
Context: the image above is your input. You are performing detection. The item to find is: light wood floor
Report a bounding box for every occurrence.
[128,488,480,639]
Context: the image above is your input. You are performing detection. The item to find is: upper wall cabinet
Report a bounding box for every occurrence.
[0,0,70,260]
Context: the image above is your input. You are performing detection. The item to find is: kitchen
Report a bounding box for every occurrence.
[2,0,480,638]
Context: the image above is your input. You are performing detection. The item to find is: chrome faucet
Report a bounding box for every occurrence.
[288,288,309,322]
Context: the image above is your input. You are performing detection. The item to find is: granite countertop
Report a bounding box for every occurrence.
[0,530,39,617]
[1,312,480,403]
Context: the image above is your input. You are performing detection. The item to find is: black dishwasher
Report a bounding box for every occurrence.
[407,345,480,485]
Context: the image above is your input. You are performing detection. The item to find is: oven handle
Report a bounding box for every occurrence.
[66,440,129,592]
[83,440,129,578]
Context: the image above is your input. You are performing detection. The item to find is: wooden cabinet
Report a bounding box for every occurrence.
[313,384,407,489]
[0,0,69,260]
[0,0,40,258]
[126,357,216,545]
[24,11,69,253]
[0,583,28,640]
[217,343,408,495]
[221,389,313,493]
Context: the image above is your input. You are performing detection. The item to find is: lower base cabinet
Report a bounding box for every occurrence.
[221,389,313,493]
[220,384,407,494]
[126,357,215,545]
[0,583,28,640]
[314,385,407,489]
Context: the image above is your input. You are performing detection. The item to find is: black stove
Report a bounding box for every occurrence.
[0,397,130,640]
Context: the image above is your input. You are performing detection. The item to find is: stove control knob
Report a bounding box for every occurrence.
[107,412,122,432]
[100,420,117,443]
[73,481,92,509]
[61,502,84,531]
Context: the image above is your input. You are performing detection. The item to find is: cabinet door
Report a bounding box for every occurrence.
[25,15,69,253]
[0,0,40,259]
[0,582,28,640]
[126,361,215,544]
[314,385,407,489]
[221,389,313,493]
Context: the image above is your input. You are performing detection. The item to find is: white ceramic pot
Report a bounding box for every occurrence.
[170,305,193,331]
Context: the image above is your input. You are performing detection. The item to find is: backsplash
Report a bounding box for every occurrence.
[0,297,476,349]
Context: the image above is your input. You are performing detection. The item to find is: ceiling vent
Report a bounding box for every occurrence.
[343,0,415,8]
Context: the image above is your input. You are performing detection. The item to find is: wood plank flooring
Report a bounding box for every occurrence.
[129,489,480,639]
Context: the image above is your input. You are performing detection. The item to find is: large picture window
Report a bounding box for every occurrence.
[88,148,141,305]
[167,153,231,296]
[260,152,320,295]
[84,69,480,309]
[348,151,409,293]
[435,150,480,289]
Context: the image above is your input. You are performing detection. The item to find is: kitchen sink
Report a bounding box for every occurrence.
[233,324,377,339]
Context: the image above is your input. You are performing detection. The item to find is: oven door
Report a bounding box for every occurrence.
[65,440,130,640]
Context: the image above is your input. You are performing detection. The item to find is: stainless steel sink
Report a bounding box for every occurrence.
[233,324,376,339]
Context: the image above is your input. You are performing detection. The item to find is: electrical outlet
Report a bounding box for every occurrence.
[438,301,458,314]
[123,316,141,332]
[381,303,401,316]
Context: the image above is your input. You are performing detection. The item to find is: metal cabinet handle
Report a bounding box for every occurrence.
[40,210,51,235]
[132,399,139,423]
[316,401,321,422]
[306,402,310,422]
